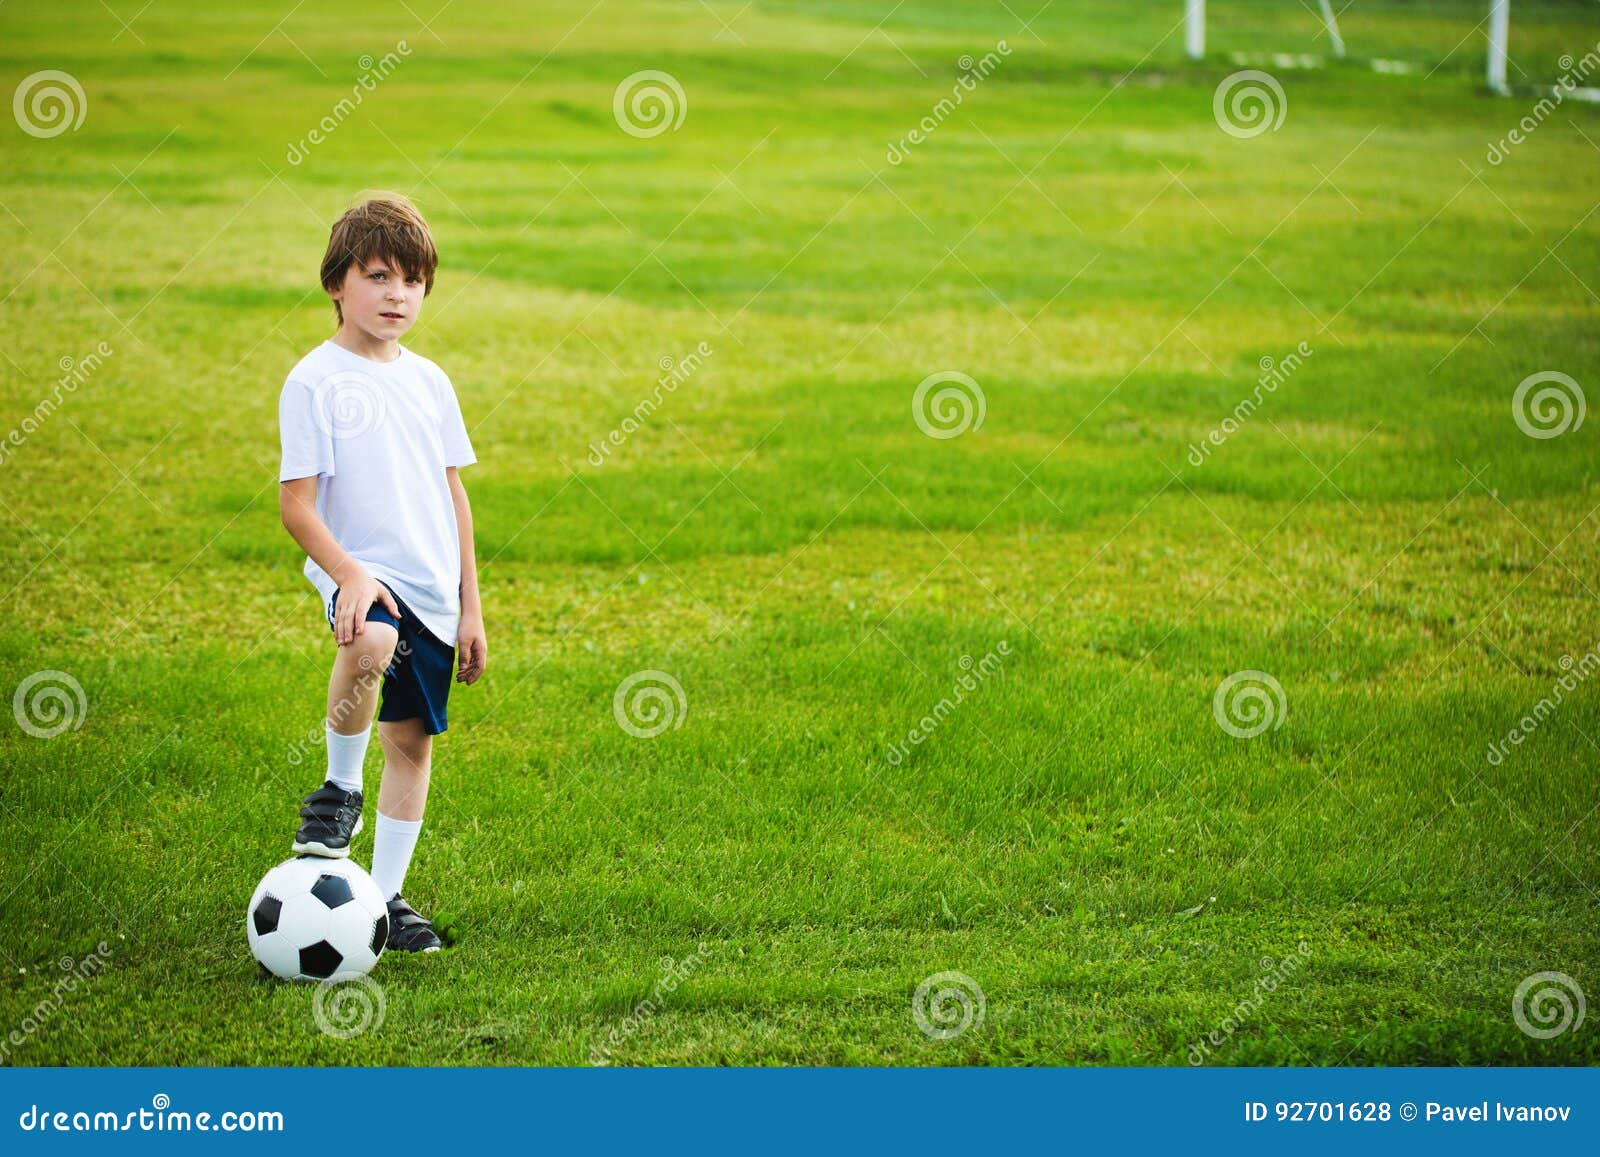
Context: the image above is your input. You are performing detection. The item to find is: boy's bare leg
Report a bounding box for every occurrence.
[376,717,433,820]
[326,623,398,735]
[293,623,398,857]
[371,718,435,922]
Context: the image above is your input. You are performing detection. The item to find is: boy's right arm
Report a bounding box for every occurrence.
[279,477,400,645]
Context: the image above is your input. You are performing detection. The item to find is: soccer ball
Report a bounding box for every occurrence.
[247,857,388,981]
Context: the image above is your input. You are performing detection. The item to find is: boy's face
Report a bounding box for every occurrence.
[329,256,426,342]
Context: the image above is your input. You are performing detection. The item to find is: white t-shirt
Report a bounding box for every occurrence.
[278,339,476,646]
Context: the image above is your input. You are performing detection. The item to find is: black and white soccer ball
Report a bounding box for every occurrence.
[247,857,388,981]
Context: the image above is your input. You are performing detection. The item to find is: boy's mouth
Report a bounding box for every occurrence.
[379,312,405,321]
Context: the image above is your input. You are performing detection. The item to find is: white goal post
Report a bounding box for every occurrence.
[1183,0,1342,61]
[1487,0,1511,94]
[1185,0,1511,95]
[1185,0,1205,61]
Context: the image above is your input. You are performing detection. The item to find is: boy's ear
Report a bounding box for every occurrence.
[328,260,359,301]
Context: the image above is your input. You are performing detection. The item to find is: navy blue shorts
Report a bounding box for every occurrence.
[327,580,454,735]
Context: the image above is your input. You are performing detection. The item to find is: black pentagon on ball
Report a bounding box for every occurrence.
[252,894,282,936]
[370,913,389,957]
[310,873,355,910]
[299,940,343,979]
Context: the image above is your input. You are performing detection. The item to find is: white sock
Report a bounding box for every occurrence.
[325,723,370,793]
[371,812,423,900]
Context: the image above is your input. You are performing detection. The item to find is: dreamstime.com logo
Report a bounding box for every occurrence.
[887,641,1010,765]
[288,640,413,766]
[13,69,86,137]
[589,943,715,1065]
[1188,942,1313,1064]
[886,41,1011,165]
[1513,971,1586,1041]
[1,941,114,1063]
[311,369,388,440]
[1212,670,1285,738]
[1484,643,1599,765]
[912,970,985,1041]
[1486,40,1600,164]
[312,974,386,1039]
[0,342,115,468]
[913,371,985,439]
[588,341,714,465]
[286,41,411,165]
[16,1094,284,1133]
[1512,371,1585,439]
[613,669,687,738]
[614,70,687,138]
[1213,70,1287,139]
[1187,342,1313,466]
[12,670,87,738]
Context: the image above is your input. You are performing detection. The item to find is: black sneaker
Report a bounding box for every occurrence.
[386,893,442,953]
[292,781,364,858]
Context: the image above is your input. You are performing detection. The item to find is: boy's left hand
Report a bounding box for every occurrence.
[456,612,487,684]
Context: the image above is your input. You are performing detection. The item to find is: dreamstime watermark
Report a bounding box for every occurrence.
[912,970,985,1041]
[1187,342,1312,466]
[0,342,114,468]
[12,670,87,738]
[913,371,985,439]
[1513,971,1585,1040]
[589,943,714,1064]
[1485,642,1599,765]
[587,341,713,466]
[886,41,1011,165]
[286,42,411,165]
[1487,41,1600,164]
[1512,371,1585,439]
[1187,942,1312,1064]
[286,640,412,766]
[613,70,687,138]
[312,974,386,1039]
[1,942,114,1063]
[13,69,86,137]
[306,368,388,440]
[1212,670,1286,738]
[613,669,687,738]
[887,641,1010,765]
[1213,70,1287,139]
[16,1094,283,1133]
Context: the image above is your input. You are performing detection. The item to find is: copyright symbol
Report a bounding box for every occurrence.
[1399,1102,1417,1121]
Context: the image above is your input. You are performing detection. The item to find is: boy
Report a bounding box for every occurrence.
[277,193,487,953]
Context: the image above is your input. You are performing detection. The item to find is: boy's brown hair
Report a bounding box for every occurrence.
[320,193,438,323]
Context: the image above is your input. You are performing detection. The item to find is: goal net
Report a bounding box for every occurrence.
[1181,0,1600,95]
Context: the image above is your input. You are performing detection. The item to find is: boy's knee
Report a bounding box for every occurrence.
[380,719,433,768]
[344,626,398,675]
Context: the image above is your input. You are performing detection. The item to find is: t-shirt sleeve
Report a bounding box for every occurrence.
[438,371,477,469]
[278,378,335,482]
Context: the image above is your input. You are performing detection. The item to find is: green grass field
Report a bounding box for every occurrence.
[2,0,1598,1066]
